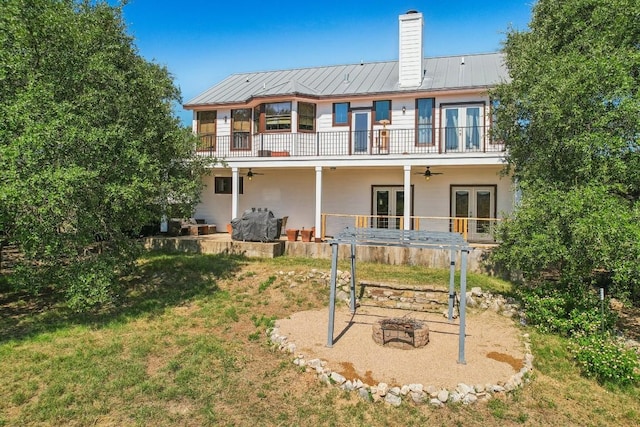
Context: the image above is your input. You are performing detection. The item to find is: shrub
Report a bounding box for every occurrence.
[571,334,640,386]
[517,283,616,336]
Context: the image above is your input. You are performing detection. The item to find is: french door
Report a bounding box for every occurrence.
[451,186,495,241]
[373,186,405,229]
[442,105,484,152]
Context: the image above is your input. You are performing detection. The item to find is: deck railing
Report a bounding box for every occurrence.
[196,126,504,158]
[320,213,501,243]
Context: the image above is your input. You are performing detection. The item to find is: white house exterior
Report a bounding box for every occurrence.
[184,11,513,243]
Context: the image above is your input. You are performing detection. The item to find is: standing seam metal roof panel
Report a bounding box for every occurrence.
[184,52,507,107]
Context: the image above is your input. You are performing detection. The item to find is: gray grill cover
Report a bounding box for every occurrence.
[231,208,282,242]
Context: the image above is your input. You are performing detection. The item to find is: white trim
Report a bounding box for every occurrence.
[315,166,323,238]
[231,167,239,220]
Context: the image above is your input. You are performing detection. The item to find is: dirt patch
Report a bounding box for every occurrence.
[337,361,380,385]
[486,351,524,371]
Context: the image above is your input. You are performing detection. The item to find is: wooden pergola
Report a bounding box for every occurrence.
[326,227,472,364]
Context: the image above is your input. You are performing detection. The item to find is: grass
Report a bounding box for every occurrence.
[0,252,638,426]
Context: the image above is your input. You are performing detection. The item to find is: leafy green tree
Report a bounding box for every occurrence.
[0,0,209,310]
[491,0,640,302]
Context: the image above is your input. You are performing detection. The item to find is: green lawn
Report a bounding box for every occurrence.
[0,252,638,426]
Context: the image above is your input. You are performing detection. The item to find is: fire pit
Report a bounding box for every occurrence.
[372,317,429,349]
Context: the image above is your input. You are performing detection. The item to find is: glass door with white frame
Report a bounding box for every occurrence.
[373,186,404,229]
[451,186,495,241]
[352,111,370,154]
[442,105,484,152]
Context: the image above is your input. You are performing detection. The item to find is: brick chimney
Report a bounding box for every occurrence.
[398,10,424,88]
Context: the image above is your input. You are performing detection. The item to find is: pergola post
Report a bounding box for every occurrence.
[448,248,456,322]
[458,248,469,364]
[349,243,357,313]
[326,242,339,347]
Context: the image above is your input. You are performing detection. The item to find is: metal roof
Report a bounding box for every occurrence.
[184,52,507,108]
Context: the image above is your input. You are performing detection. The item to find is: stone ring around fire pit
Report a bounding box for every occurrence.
[372,317,429,349]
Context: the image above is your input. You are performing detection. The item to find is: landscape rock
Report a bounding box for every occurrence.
[377,382,389,396]
[384,393,402,407]
[429,398,444,407]
[449,391,462,403]
[425,385,438,397]
[330,372,346,385]
[410,391,425,404]
[389,386,401,396]
[456,383,474,396]
[408,383,424,393]
[342,380,355,391]
[358,388,372,402]
[463,394,478,405]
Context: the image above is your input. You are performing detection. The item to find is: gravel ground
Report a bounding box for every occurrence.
[276,304,525,389]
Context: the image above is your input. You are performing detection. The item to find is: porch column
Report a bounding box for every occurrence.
[403,165,411,230]
[231,167,239,220]
[315,166,323,241]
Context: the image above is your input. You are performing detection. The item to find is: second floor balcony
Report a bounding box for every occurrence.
[196,126,504,159]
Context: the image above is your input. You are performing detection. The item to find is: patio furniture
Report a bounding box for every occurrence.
[168,218,216,236]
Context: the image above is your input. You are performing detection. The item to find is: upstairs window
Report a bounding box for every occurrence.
[298,102,316,131]
[265,102,291,131]
[196,111,216,151]
[416,98,434,145]
[373,100,391,124]
[197,111,216,134]
[253,105,260,134]
[333,102,349,126]
[231,108,251,150]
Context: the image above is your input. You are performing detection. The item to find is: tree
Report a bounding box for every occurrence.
[491,0,640,302]
[0,0,209,310]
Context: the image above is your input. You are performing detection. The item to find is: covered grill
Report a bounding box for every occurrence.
[230,208,282,242]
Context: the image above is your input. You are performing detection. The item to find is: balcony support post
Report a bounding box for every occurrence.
[314,166,323,242]
[403,165,412,230]
[231,167,239,220]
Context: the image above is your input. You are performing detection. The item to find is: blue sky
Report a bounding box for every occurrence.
[118,0,533,125]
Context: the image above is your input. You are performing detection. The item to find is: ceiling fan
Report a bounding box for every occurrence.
[245,168,264,181]
[414,166,443,181]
